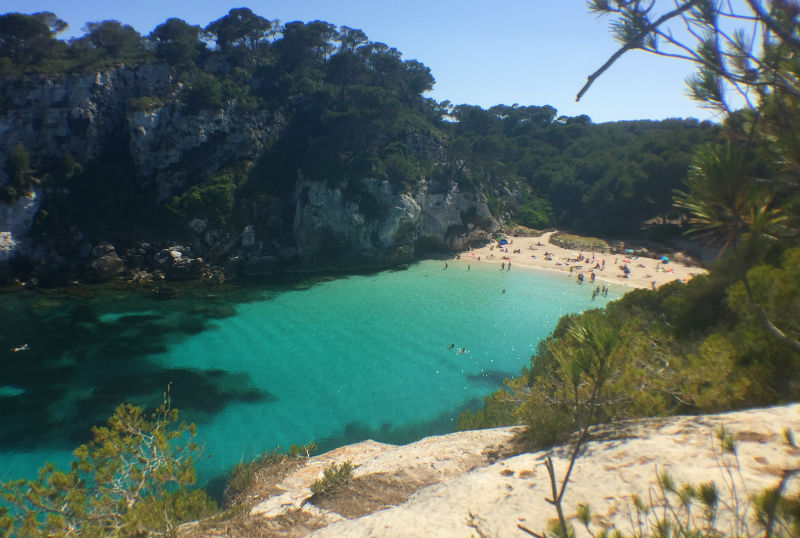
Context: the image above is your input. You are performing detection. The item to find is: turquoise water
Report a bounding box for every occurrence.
[0,260,620,489]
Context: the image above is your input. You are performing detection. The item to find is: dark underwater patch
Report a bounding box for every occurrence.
[465,369,516,386]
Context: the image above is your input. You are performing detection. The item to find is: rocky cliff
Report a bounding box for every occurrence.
[0,65,497,285]
[293,174,495,270]
[178,403,800,538]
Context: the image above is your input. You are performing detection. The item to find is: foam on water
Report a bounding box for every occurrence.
[0,260,621,486]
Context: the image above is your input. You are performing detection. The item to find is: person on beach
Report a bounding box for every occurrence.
[501,262,505,270]
[467,265,470,271]
[444,263,448,269]
[507,261,511,270]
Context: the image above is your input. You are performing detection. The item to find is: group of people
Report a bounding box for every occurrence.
[591,285,609,300]
[447,344,469,355]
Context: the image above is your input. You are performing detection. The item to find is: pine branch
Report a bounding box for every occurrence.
[577,0,704,101]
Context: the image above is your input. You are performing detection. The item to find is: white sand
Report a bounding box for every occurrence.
[452,231,707,290]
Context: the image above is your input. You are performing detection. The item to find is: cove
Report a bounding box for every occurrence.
[0,260,620,488]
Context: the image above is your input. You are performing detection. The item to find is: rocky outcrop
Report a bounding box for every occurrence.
[0,65,497,284]
[128,103,282,201]
[0,190,40,263]
[293,175,498,270]
[0,65,175,181]
[179,404,800,538]
[89,243,125,281]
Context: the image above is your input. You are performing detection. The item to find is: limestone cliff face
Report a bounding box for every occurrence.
[293,175,497,269]
[0,65,175,177]
[0,190,41,262]
[127,103,282,202]
[0,64,497,283]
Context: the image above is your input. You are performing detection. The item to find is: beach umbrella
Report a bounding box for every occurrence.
[661,256,670,263]
[498,239,509,245]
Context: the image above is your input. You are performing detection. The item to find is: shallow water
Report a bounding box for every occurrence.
[0,260,621,488]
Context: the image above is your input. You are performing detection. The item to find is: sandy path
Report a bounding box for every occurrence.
[450,231,706,290]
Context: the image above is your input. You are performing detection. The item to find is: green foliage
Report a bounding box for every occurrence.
[673,142,785,257]
[207,9,271,50]
[0,12,66,67]
[546,517,575,538]
[169,171,239,226]
[127,95,164,112]
[82,20,143,59]
[0,397,216,537]
[443,104,720,234]
[517,198,554,229]
[151,18,204,67]
[549,233,609,252]
[1,143,35,203]
[461,246,800,435]
[728,247,800,349]
[184,72,227,112]
[309,462,354,495]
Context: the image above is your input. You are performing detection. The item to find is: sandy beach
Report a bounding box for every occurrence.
[451,231,707,290]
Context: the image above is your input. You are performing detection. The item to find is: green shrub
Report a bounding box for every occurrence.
[185,73,225,112]
[0,397,217,537]
[310,462,354,495]
[169,172,237,225]
[128,95,163,112]
[549,232,610,252]
[3,143,36,202]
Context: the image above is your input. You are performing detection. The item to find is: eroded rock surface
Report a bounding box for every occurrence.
[188,404,799,538]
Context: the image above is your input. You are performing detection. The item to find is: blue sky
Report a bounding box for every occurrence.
[3,0,725,124]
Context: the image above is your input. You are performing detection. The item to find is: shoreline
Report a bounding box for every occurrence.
[449,231,707,290]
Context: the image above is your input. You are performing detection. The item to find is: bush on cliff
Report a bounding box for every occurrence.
[0,397,216,538]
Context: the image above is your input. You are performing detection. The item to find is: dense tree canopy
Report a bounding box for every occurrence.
[0,12,65,67]
[0,6,725,240]
[150,18,205,67]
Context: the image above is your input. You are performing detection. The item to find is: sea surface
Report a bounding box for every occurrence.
[0,260,620,491]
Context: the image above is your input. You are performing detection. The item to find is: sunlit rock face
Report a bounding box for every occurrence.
[0,190,41,262]
[293,175,497,269]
